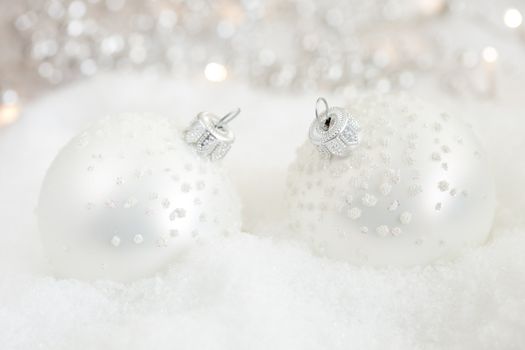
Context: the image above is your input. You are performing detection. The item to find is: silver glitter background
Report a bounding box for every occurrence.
[1,0,524,105]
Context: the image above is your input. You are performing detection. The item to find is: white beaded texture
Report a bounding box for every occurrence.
[286,95,495,267]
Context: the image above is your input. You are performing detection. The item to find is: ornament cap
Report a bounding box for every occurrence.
[309,97,360,158]
[184,108,240,161]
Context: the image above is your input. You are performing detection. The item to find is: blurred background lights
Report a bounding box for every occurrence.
[2,89,19,105]
[0,89,21,127]
[504,8,522,28]
[482,46,498,63]
[204,62,228,82]
[2,0,524,101]
[418,0,446,16]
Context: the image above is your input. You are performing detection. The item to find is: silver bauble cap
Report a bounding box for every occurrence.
[309,98,361,158]
[184,108,240,161]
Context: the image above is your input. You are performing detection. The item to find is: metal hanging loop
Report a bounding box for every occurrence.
[315,97,329,124]
[216,107,241,128]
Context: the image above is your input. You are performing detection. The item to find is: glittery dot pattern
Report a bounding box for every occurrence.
[37,113,241,281]
[286,94,495,266]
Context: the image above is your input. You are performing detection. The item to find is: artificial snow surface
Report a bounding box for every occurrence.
[1,73,525,349]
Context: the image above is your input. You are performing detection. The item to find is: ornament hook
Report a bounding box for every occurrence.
[315,97,332,131]
[315,97,329,121]
[216,108,241,128]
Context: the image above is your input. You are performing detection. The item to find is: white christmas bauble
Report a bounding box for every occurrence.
[286,95,496,266]
[38,113,241,281]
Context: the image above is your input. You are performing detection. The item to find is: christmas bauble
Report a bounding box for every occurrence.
[37,113,241,281]
[286,95,496,266]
